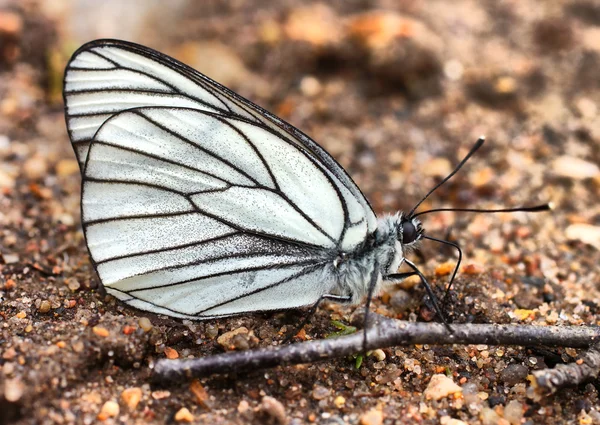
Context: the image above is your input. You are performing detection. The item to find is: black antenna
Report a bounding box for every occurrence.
[414,203,553,218]
[408,136,486,217]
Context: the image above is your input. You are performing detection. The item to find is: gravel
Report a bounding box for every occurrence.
[1,1,600,424]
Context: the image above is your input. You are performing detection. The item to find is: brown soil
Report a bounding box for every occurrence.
[1,1,600,424]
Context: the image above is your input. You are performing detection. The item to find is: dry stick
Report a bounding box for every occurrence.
[153,319,600,383]
[532,342,600,393]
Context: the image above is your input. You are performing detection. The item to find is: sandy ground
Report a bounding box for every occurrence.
[1,1,600,424]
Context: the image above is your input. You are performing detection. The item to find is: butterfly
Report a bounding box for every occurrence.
[63,39,549,326]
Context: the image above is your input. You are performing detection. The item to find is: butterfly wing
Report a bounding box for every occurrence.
[64,39,380,318]
[64,39,376,239]
[82,107,372,318]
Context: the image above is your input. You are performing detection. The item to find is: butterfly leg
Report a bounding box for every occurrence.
[282,294,353,344]
[356,270,423,359]
[405,259,453,332]
[361,263,384,356]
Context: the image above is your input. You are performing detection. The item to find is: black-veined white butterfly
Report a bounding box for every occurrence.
[63,39,549,326]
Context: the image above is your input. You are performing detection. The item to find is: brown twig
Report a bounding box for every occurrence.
[531,343,600,394]
[152,319,600,383]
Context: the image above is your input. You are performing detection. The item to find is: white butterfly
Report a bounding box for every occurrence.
[64,40,548,323]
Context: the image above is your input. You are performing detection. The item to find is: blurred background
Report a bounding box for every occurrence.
[1,1,600,424]
[1,1,599,213]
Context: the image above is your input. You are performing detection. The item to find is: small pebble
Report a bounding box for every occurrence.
[487,394,506,407]
[513,309,535,321]
[2,253,19,264]
[257,396,287,425]
[480,407,500,425]
[398,274,421,289]
[67,279,81,292]
[217,327,249,350]
[189,380,210,408]
[174,407,194,423]
[259,19,281,44]
[470,167,493,187]
[231,334,250,351]
[300,76,322,97]
[565,224,600,250]
[138,317,153,332]
[237,400,250,414]
[444,59,464,81]
[0,11,22,34]
[500,364,529,386]
[97,400,119,421]
[72,341,84,353]
[360,408,383,425]
[205,323,219,339]
[23,155,48,180]
[495,76,517,93]
[552,156,599,180]
[151,390,171,400]
[440,417,468,425]
[0,169,15,189]
[504,400,524,425]
[461,263,485,275]
[3,347,16,360]
[4,378,24,402]
[122,325,136,335]
[424,374,462,400]
[390,289,412,311]
[579,410,593,425]
[56,213,74,226]
[371,349,386,361]
[312,385,330,400]
[0,134,9,152]
[4,279,16,290]
[121,387,142,411]
[424,158,452,177]
[284,4,341,47]
[576,97,597,119]
[435,261,455,276]
[334,395,346,408]
[346,11,443,95]
[164,347,179,359]
[92,327,110,337]
[3,362,15,375]
[55,159,79,176]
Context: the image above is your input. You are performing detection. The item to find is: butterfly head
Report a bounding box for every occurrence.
[398,215,424,247]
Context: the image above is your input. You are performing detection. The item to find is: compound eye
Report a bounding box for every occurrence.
[402,220,418,244]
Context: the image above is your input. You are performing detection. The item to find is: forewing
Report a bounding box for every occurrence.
[82,107,347,317]
[63,39,377,248]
